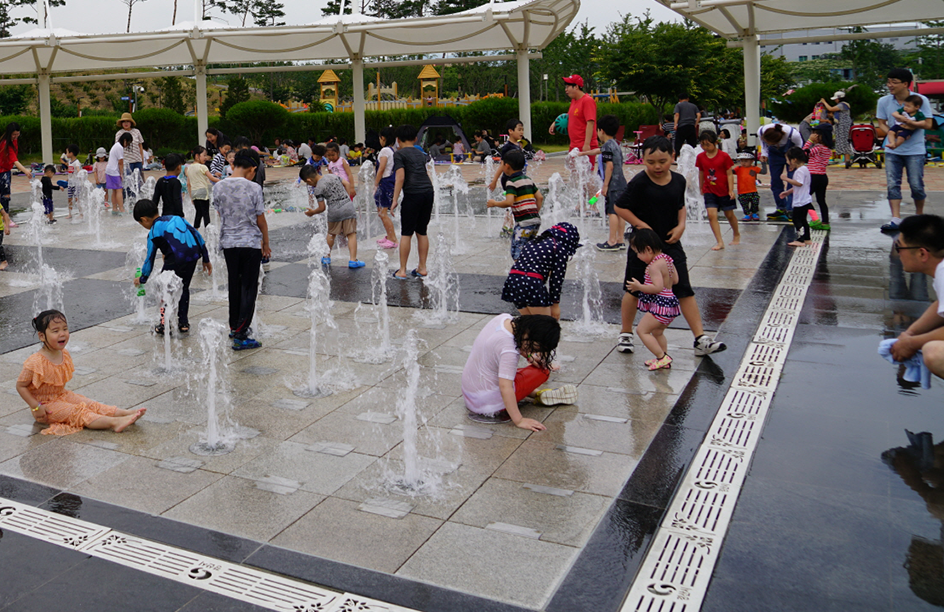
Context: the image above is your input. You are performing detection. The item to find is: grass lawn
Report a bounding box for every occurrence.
[537,143,571,153]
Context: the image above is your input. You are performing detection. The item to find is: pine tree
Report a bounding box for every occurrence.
[0,0,66,38]
[220,77,251,117]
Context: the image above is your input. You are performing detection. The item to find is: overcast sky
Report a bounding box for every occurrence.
[10,0,680,37]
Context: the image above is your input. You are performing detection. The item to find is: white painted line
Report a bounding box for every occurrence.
[448,425,493,440]
[556,444,603,457]
[356,412,398,425]
[272,399,309,411]
[523,483,574,497]
[359,497,413,519]
[0,496,419,612]
[307,441,355,457]
[582,414,629,424]
[486,522,542,540]
[622,232,825,612]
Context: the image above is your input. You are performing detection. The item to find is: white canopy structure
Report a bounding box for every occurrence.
[659,0,944,146]
[0,0,579,162]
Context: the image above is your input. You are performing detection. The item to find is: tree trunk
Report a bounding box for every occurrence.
[172,0,177,25]
[126,1,133,33]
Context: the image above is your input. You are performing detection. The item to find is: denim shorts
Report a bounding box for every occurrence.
[703,193,736,212]
[885,152,926,202]
[510,223,540,261]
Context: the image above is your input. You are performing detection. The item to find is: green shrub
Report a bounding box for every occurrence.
[224,100,289,144]
[769,81,879,123]
[132,108,190,151]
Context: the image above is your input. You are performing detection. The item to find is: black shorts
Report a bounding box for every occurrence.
[400,191,434,236]
[675,124,697,155]
[624,241,694,299]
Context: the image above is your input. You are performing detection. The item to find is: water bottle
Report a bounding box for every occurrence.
[135,268,146,297]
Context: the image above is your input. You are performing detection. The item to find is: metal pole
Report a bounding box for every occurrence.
[743,36,761,149]
[38,70,53,164]
[353,58,365,144]
[516,49,531,141]
[195,61,208,142]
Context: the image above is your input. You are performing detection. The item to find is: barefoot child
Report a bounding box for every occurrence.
[40,165,63,224]
[803,123,833,232]
[17,310,146,435]
[391,124,435,280]
[64,144,82,219]
[500,223,581,319]
[372,126,398,249]
[461,314,577,430]
[578,114,627,251]
[695,130,739,250]
[299,164,364,268]
[780,147,814,247]
[107,133,133,215]
[487,148,543,261]
[186,146,220,229]
[625,229,680,371]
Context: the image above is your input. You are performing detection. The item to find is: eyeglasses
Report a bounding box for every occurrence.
[894,241,922,253]
[887,80,903,86]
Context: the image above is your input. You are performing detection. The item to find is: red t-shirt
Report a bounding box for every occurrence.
[0,139,18,173]
[567,93,598,152]
[695,150,733,196]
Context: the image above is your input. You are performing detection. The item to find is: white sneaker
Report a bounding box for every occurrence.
[617,332,634,354]
[694,334,726,356]
[535,384,578,406]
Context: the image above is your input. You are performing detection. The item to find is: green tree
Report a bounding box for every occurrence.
[839,27,902,89]
[219,76,250,117]
[907,21,944,80]
[159,76,187,114]
[0,0,66,38]
[532,21,599,102]
[761,54,795,100]
[216,0,284,27]
[0,85,33,114]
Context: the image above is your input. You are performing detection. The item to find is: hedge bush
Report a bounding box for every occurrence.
[0,98,663,159]
[769,82,880,123]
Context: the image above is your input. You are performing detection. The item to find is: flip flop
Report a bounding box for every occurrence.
[391,270,408,280]
[410,268,427,278]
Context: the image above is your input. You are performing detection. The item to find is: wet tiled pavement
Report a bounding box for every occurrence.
[1,162,943,610]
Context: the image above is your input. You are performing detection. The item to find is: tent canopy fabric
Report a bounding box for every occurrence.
[659,0,942,39]
[416,115,474,160]
[0,0,578,76]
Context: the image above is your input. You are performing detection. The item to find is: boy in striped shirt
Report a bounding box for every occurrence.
[487,148,543,260]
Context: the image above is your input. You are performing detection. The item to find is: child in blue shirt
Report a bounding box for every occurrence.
[133,198,211,335]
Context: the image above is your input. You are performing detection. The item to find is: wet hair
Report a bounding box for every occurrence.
[502,148,525,172]
[325,142,340,153]
[630,228,664,254]
[505,118,523,133]
[43,164,55,174]
[311,144,326,157]
[191,145,207,159]
[899,215,944,255]
[761,124,786,144]
[299,164,319,182]
[33,309,67,336]
[597,114,620,137]
[903,94,923,108]
[118,132,134,147]
[233,148,260,169]
[66,143,79,156]
[133,198,159,221]
[641,135,672,157]
[510,315,560,370]
[396,124,418,142]
[698,130,717,144]
[887,68,914,85]
[785,146,808,163]
[232,136,251,151]
[379,127,396,147]
[163,153,183,172]
[0,122,21,147]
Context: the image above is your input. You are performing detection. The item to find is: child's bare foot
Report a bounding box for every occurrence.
[730,236,740,246]
[136,407,147,418]
[711,243,725,251]
[65,214,71,219]
[787,240,807,247]
[113,411,142,433]
[0,261,7,271]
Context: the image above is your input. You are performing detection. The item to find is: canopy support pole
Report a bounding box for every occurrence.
[195,61,208,144]
[352,57,366,145]
[516,48,531,141]
[743,36,760,149]
[38,69,53,164]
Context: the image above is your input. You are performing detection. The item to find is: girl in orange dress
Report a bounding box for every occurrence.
[16,310,146,436]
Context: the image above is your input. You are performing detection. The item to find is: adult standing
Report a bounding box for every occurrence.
[548,74,597,164]
[758,122,803,221]
[673,93,701,158]
[877,69,933,233]
[0,122,29,228]
[821,91,852,165]
[115,112,144,198]
[205,128,230,158]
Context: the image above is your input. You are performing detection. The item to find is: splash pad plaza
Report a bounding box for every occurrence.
[3,2,944,611]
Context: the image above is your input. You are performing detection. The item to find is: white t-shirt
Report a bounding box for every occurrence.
[298,143,312,160]
[791,165,812,206]
[935,260,944,317]
[461,314,521,415]
[378,146,394,178]
[105,142,124,177]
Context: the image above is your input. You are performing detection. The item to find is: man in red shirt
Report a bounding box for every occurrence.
[548,74,598,166]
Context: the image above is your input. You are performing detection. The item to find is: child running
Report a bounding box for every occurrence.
[373,126,398,249]
[803,123,833,232]
[391,124,434,280]
[461,313,577,430]
[186,146,220,229]
[299,164,364,268]
[487,149,543,260]
[734,152,765,221]
[625,229,680,371]
[17,310,146,435]
[133,199,212,334]
[151,153,185,218]
[500,223,580,320]
[695,130,739,250]
[780,147,814,247]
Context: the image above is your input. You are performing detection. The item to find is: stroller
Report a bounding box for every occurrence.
[847,124,882,169]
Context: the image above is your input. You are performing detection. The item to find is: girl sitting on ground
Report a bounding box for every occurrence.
[625,229,681,371]
[500,222,581,320]
[16,310,146,435]
[461,314,577,431]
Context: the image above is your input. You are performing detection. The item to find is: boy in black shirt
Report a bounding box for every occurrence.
[151,153,184,217]
[40,165,64,224]
[391,124,434,280]
[614,135,726,357]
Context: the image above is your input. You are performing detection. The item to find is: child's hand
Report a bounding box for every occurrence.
[3,227,9,236]
[515,417,547,432]
[779,192,786,200]
[133,277,141,287]
[486,200,496,208]
[203,262,213,276]
[487,181,497,191]
[304,208,317,217]
[626,277,644,293]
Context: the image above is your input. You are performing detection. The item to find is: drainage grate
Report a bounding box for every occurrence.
[622,232,825,611]
[0,497,419,612]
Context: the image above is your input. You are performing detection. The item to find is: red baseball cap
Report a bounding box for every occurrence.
[562,74,584,88]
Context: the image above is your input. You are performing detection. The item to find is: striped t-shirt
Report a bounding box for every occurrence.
[504,171,540,226]
[803,142,831,175]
